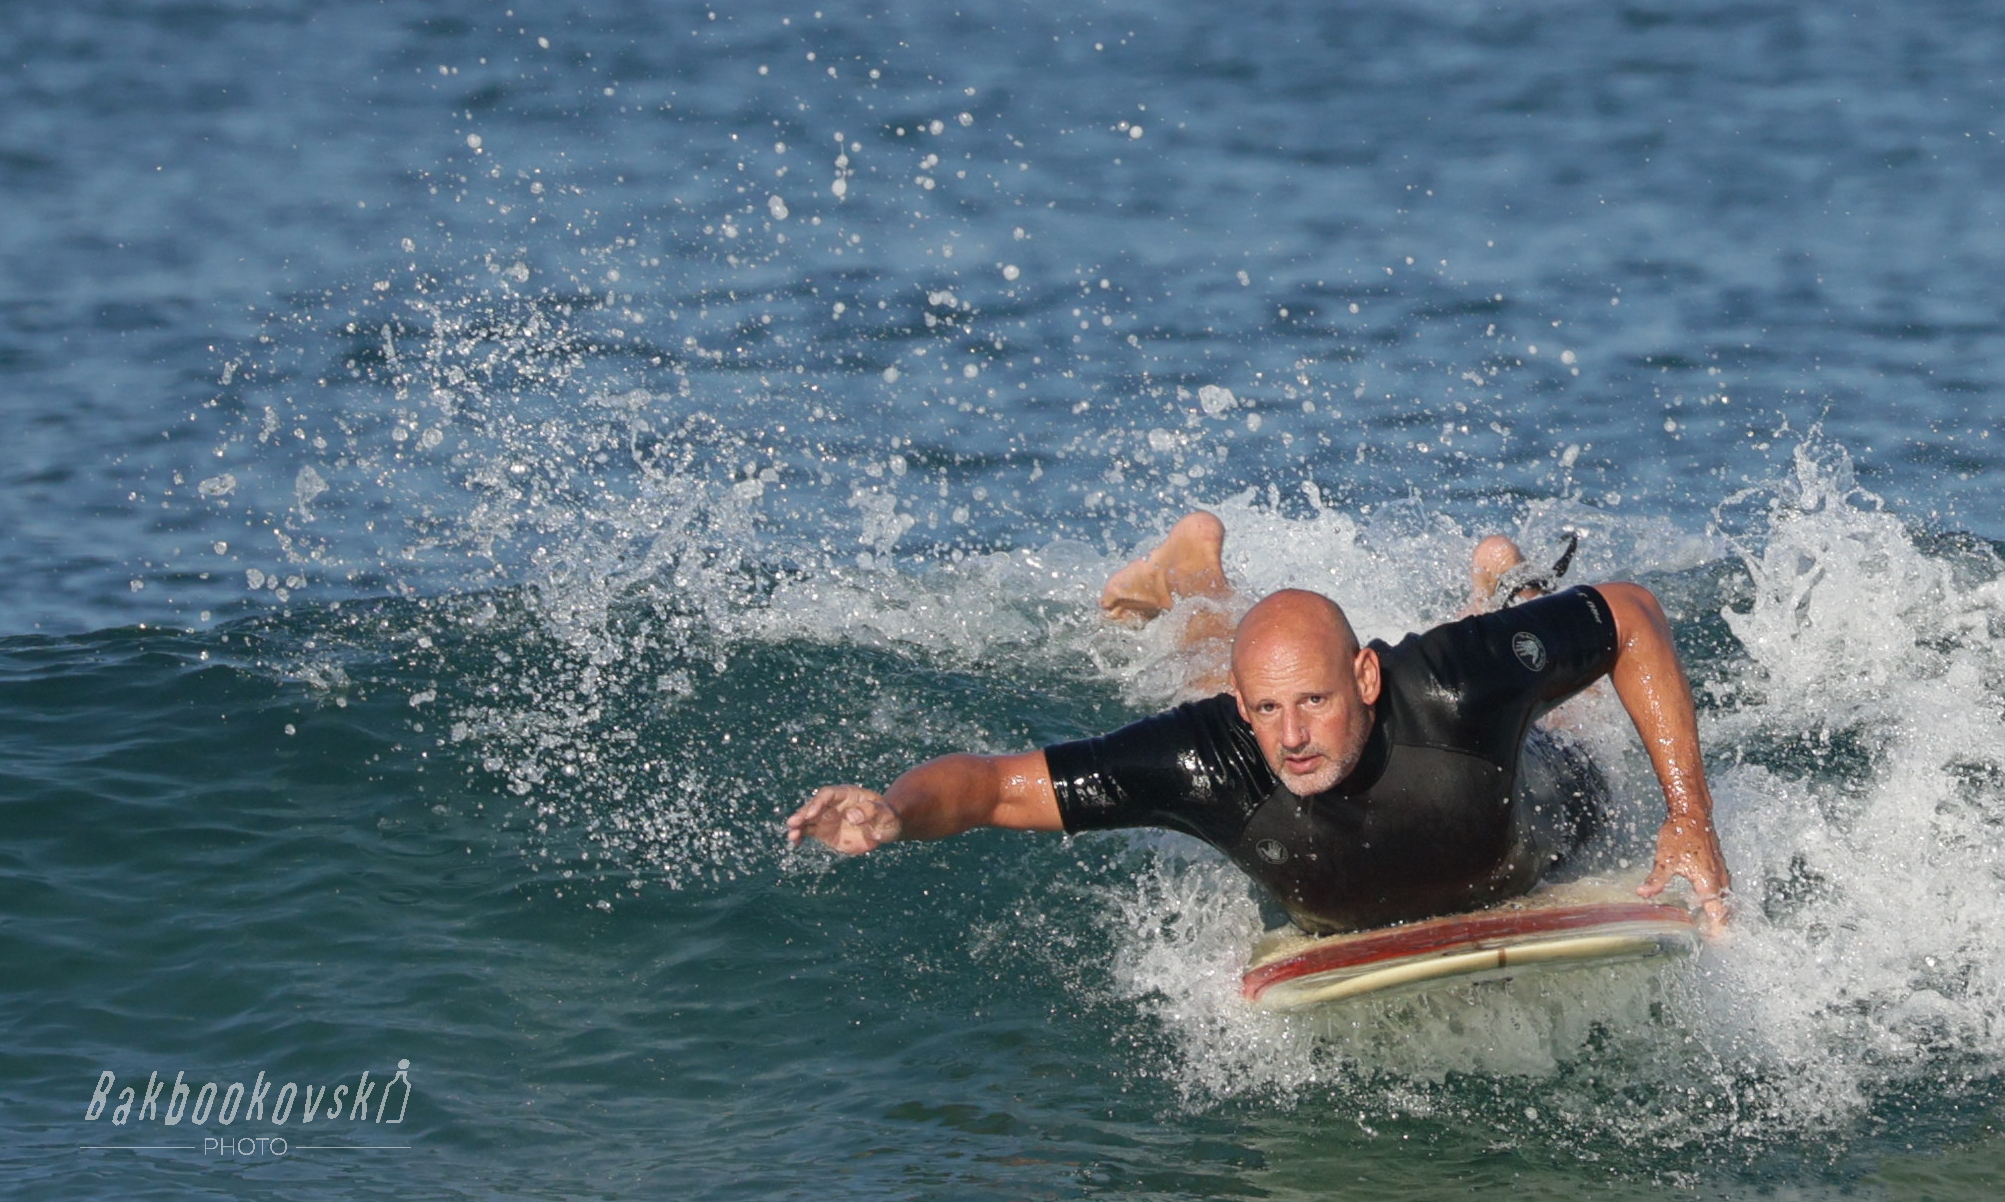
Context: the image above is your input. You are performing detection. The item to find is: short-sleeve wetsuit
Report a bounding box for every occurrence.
[1043,586,1620,934]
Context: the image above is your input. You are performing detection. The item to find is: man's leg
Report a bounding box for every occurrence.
[1100,511,1233,619]
[1515,726,1610,879]
[1100,511,1239,695]
[1101,520,1554,695]
[1470,535,1529,605]
[1470,530,1581,614]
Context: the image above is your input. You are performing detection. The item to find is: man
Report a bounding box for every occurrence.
[786,511,1731,935]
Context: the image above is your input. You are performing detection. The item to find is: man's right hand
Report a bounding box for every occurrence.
[785,785,903,854]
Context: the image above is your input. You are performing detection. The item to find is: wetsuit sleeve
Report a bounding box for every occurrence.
[1496,584,1620,707]
[1386,586,1619,766]
[1042,694,1270,840]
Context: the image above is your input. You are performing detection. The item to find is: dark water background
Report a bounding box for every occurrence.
[5,2,2005,1198]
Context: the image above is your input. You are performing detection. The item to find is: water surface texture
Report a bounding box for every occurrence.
[5,2,2004,1199]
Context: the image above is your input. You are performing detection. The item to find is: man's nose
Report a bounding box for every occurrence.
[1279,708,1308,748]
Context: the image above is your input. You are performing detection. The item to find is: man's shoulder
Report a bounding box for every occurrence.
[1391,586,1608,651]
[1045,690,1244,763]
[1381,586,1616,715]
[1173,690,1244,726]
[1114,690,1251,757]
[1044,691,1268,835]
[1375,587,1610,687]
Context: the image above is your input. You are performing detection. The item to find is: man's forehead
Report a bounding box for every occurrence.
[1230,589,1357,675]
[1230,631,1354,695]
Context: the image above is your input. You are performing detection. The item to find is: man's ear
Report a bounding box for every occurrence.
[1354,646,1382,705]
[1230,675,1250,724]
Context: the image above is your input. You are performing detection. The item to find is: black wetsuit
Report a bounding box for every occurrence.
[1044,586,1620,933]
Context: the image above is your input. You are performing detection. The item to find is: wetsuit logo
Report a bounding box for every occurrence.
[1511,631,1548,672]
[1255,839,1288,865]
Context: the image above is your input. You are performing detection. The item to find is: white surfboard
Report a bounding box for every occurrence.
[1241,876,1701,1011]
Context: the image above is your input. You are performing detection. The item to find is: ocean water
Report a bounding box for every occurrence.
[5,1,2005,1198]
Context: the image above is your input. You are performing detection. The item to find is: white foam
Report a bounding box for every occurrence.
[1076,439,2005,1148]
[208,287,2005,1141]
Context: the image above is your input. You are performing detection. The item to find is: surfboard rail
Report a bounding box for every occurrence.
[1241,891,1700,1010]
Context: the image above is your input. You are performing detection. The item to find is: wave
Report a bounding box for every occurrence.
[50,354,2005,1166]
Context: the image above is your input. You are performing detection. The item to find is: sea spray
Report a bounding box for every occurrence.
[1070,444,2005,1165]
[181,278,2005,1151]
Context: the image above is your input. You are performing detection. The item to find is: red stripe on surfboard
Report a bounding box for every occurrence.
[1240,901,1695,1000]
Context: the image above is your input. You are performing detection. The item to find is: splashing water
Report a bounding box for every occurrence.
[187,238,2005,1168]
[1075,439,2005,1166]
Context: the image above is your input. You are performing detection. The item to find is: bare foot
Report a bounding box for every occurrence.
[1100,511,1231,622]
[1469,535,1529,609]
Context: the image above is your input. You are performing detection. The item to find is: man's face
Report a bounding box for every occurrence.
[1232,638,1381,796]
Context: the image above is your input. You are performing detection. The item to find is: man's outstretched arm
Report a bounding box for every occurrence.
[1595,581,1732,932]
[785,750,1062,854]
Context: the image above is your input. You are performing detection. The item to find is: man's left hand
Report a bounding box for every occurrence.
[1638,816,1731,936]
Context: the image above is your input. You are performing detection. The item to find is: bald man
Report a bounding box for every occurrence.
[786,511,1730,935]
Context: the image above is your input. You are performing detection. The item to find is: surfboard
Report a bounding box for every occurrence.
[1241,876,1700,1011]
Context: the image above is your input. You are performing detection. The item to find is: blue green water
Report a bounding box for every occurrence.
[6,2,2005,1198]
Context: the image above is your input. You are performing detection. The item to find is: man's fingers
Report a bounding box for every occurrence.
[786,785,895,854]
[1636,843,1734,936]
[791,786,860,825]
[1691,867,1732,935]
[1699,895,1731,938]
[1636,860,1672,898]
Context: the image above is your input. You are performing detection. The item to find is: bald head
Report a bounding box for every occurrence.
[1230,589,1360,681]
[1229,589,1380,796]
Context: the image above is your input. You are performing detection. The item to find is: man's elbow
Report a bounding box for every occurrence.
[1594,581,1671,642]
